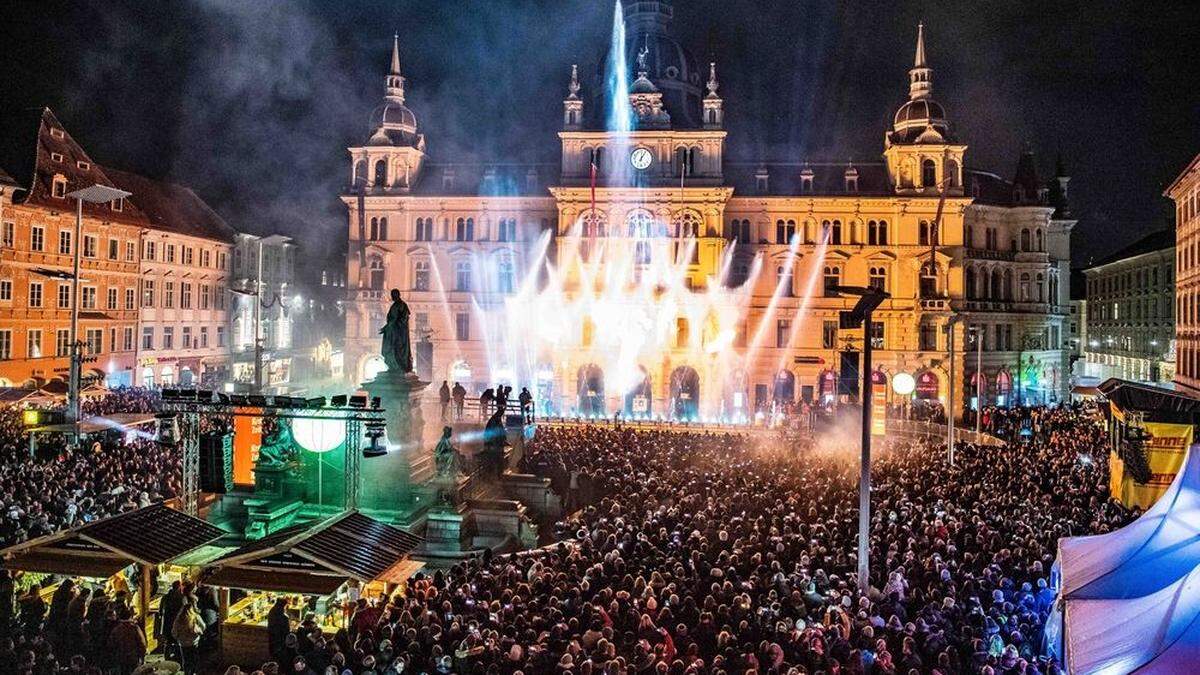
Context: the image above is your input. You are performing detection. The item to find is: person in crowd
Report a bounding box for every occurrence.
[451,382,466,420]
[478,388,495,422]
[438,381,451,421]
[171,593,205,674]
[266,596,292,663]
[109,603,146,675]
[518,387,533,423]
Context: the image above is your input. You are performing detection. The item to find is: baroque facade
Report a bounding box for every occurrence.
[0,108,236,389]
[343,5,1071,418]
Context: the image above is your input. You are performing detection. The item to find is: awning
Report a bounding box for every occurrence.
[1070,385,1103,398]
[4,549,131,579]
[375,559,425,585]
[1101,378,1200,419]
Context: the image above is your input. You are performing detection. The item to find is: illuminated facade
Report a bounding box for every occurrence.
[1168,151,1200,394]
[0,108,237,389]
[1083,230,1176,385]
[343,7,1072,418]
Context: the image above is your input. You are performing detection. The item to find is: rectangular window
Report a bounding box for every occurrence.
[81,286,96,309]
[822,320,838,349]
[162,327,174,350]
[455,262,471,291]
[142,279,155,308]
[919,324,938,351]
[217,251,226,270]
[0,279,10,302]
[108,238,119,260]
[85,328,102,355]
[58,230,72,255]
[28,282,42,308]
[870,321,885,349]
[165,244,176,263]
[200,327,209,348]
[776,319,791,348]
[125,241,135,261]
[57,284,71,308]
[83,235,97,258]
[182,326,192,349]
[106,287,118,310]
[200,284,210,310]
[57,329,71,356]
[27,329,42,359]
[455,312,470,341]
[184,247,193,265]
[201,250,211,267]
[123,327,133,351]
[181,282,192,309]
[217,326,226,347]
[31,226,44,252]
[0,330,10,360]
[144,240,156,261]
[823,267,841,297]
[2,222,13,248]
[163,281,174,309]
[142,327,154,350]
[124,288,135,310]
[215,288,225,311]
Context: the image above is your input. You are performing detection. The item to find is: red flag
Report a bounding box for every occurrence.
[590,161,597,214]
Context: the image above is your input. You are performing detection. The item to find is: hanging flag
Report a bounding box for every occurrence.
[590,160,597,214]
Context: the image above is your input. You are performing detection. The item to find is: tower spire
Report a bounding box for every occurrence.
[706,62,719,98]
[385,33,406,103]
[908,23,932,100]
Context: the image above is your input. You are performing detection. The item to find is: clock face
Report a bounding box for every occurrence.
[630,148,652,171]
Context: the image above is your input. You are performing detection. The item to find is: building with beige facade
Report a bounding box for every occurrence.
[343,6,1072,419]
[1168,151,1200,394]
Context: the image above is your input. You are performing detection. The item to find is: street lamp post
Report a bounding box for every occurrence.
[251,235,291,395]
[974,326,983,437]
[65,185,131,443]
[945,315,963,464]
[832,284,889,595]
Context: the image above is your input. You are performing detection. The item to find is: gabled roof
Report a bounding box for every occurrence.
[1,504,227,577]
[206,510,423,594]
[102,166,236,243]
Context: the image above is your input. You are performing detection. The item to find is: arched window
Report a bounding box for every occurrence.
[675,147,696,176]
[831,220,843,245]
[877,220,889,245]
[378,217,388,240]
[965,266,976,299]
[946,159,959,187]
[498,259,515,294]
[413,260,430,291]
[1021,228,1031,252]
[1036,228,1045,252]
[498,218,516,242]
[465,218,475,241]
[823,266,841,296]
[373,159,387,186]
[591,146,606,174]
[1020,272,1031,302]
[354,160,367,186]
[868,220,879,245]
[965,225,975,248]
[921,159,937,187]
[369,217,379,240]
[869,266,887,291]
[674,210,702,238]
[455,260,472,291]
[730,219,751,243]
[368,257,385,290]
[455,218,467,242]
[1036,272,1045,303]
[919,220,932,246]
[581,209,609,238]
[919,262,939,298]
[1002,269,1013,300]
[416,217,433,241]
[775,219,795,245]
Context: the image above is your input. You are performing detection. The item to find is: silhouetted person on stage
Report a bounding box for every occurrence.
[479,388,495,421]
[519,387,533,422]
[482,409,508,477]
[451,382,466,419]
[438,381,451,421]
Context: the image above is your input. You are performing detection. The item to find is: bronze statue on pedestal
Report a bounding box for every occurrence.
[380,288,413,374]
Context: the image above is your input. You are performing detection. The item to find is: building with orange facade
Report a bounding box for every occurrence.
[0,108,236,389]
[1168,151,1200,395]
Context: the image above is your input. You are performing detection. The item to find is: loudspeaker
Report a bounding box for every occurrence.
[838,350,861,399]
[199,433,233,493]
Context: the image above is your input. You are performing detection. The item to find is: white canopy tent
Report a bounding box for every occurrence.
[1053,445,1200,671]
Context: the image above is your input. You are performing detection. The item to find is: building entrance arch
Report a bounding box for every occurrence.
[669,366,700,420]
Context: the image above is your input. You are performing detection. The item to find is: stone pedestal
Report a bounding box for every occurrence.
[360,372,430,516]
[424,506,465,553]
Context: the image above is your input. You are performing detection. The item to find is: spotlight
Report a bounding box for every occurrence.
[217,393,231,404]
[197,390,215,402]
[162,388,181,401]
[306,396,327,409]
[349,395,367,409]
[370,397,381,410]
[330,395,348,407]
[248,395,267,407]
[229,394,250,406]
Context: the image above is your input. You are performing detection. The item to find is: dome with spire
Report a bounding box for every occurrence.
[368,34,420,147]
[890,23,953,144]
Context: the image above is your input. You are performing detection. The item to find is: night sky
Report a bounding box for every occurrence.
[1,0,1196,272]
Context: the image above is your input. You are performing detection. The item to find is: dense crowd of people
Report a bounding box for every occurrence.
[0,393,1133,674]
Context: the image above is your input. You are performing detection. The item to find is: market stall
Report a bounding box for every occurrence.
[0,503,227,638]
[204,510,424,665]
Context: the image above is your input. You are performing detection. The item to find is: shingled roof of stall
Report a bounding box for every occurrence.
[205,510,424,595]
[0,504,227,578]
